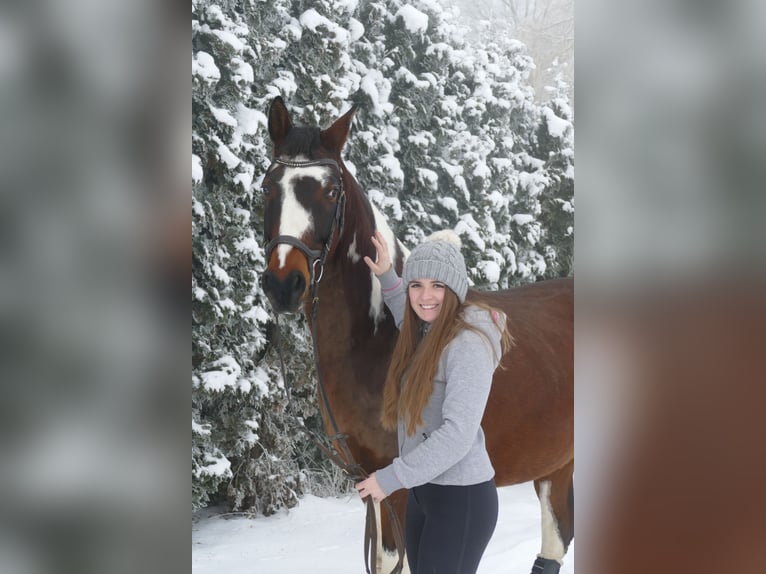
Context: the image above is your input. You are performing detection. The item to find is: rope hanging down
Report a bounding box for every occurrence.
[267,156,405,574]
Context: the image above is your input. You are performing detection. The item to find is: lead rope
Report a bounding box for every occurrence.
[273,303,405,574]
[269,192,404,574]
[306,238,405,574]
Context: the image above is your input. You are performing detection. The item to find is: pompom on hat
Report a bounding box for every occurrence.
[403,230,469,303]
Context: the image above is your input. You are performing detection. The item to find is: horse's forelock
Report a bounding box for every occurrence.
[279,126,322,159]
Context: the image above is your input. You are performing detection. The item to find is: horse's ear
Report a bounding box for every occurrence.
[321,105,357,154]
[268,96,293,147]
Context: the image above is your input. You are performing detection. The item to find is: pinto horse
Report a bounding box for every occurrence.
[260,96,573,574]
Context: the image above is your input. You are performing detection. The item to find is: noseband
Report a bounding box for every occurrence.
[263,157,346,287]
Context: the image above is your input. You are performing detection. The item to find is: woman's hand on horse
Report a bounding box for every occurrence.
[364,230,392,276]
[355,473,387,504]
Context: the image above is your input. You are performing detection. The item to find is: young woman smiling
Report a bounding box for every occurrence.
[356,229,512,574]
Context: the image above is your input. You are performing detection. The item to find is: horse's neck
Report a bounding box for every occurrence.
[306,200,399,373]
[309,244,377,340]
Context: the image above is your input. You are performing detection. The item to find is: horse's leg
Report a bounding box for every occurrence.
[531,459,574,574]
[377,489,410,574]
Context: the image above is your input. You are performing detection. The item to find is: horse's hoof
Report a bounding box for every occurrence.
[531,556,561,574]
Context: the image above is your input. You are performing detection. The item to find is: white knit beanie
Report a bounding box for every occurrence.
[403,230,468,303]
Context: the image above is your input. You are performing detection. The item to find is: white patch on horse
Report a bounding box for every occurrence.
[347,233,360,263]
[375,502,410,574]
[538,480,566,563]
[276,164,331,268]
[369,205,403,333]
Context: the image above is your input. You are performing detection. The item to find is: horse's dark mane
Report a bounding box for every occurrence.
[282,126,321,157]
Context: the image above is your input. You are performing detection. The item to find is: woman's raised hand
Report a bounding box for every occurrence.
[363,230,392,277]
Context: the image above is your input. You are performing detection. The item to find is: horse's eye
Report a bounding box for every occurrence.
[261,186,270,196]
[326,187,339,200]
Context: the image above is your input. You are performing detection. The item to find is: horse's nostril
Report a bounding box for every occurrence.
[290,271,305,293]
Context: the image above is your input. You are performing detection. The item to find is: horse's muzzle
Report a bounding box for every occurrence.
[262,269,306,313]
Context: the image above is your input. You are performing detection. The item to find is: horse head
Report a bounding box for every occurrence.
[261,96,358,313]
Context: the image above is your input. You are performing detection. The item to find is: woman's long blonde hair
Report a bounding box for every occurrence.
[381,288,514,435]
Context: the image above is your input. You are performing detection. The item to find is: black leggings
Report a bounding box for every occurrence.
[405,480,498,574]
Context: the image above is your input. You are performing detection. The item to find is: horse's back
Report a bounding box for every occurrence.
[470,276,573,353]
[476,276,573,316]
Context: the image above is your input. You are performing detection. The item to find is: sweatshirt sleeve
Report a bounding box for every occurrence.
[377,267,406,330]
[375,329,499,496]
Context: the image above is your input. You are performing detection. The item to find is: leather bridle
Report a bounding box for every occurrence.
[265,156,405,574]
[263,157,346,288]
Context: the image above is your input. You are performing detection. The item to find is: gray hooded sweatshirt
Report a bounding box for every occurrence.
[374,268,504,497]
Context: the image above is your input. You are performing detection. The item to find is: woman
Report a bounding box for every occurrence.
[356,229,512,574]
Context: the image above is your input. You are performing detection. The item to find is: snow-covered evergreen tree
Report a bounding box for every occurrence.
[535,71,574,278]
[192,0,320,514]
[192,0,574,513]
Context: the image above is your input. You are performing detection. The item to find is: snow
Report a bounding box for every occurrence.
[299,9,349,43]
[335,0,359,12]
[487,190,507,209]
[193,286,207,301]
[283,18,302,41]
[233,171,253,191]
[348,18,365,42]
[250,366,271,395]
[360,69,393,115]
[407,130,435,147]
[243,305,271,325]
[377,154,404,184]
[234,232,260,256]
[395,66,432,89]
[196,454,231,479]
[557,198,574,213]
[235,102,269,135]
[209,104,237,128]
[211,263,231,285]
[192,420,210,435]
[456,216,487,251]
[472,160,491,179]
[192,484,575,573]
[416,167,438,189]
[437,196,459,214]
[542,106,570,138]
[368,188,404,221]
[512,213,535,226]
[193,51,220,84]
[230,57,253,84]
[209,29,245,53]
[478,260,501,283]
[200,355,241,391]
[192,198,205,218]
[395,5,429,35]
[214,138,240,169]
[268,71,298,100]
[192,154,203,184]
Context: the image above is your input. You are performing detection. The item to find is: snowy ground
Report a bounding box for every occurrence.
[192,482,575,573]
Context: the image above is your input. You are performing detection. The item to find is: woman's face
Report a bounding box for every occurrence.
[408,279,446,323]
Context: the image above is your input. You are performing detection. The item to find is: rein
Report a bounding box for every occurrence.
[267,157,405,574]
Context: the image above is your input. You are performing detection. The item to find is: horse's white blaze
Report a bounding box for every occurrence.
[347,233,360,262]
[539,480,566,562]
[275,165,331,268]
[375,502,410,574]
[369,205,402,332]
